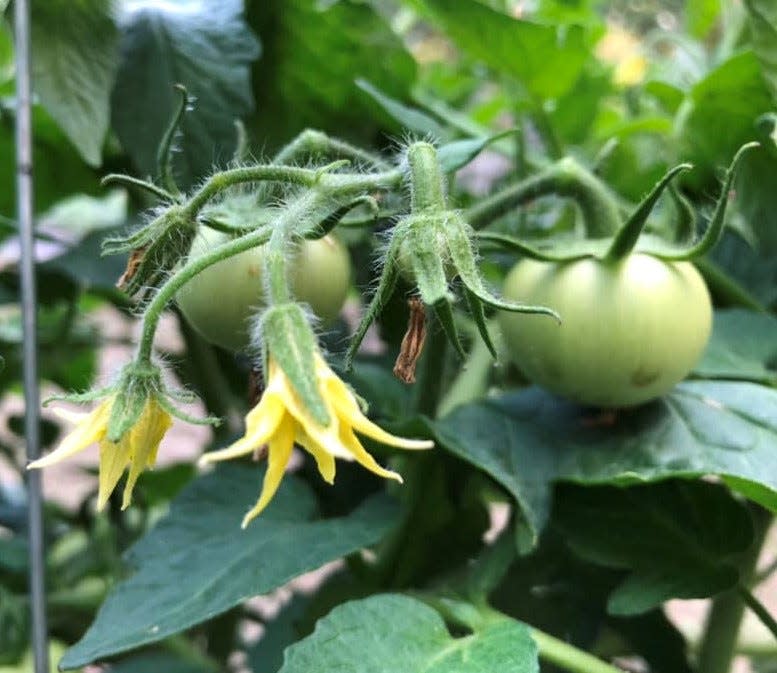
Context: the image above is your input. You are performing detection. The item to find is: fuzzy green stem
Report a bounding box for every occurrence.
[274,129,391,170]
[267,192,322,305]
[697,508,772,673]
[530,628,625,673]
[101,174,174,202]
[136,226,272,363]
[184,165,402,219]
[407,142,446,212]
[466,158,622,237]
[157,84,188,198]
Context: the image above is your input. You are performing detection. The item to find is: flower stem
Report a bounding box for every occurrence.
[530,628,625,673]
[697,507,773,673]
[135,225,272,362]
[184,165,401,218]
[465,157,622,237]
[406,142,446,212]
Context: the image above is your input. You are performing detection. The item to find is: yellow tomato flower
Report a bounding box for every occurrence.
[28,396,172,510]
[596,23,647,87]
[200,354,434,528]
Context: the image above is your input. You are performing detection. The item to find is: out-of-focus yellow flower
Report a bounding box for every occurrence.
[28,396,172,509]
[200,354,434,528]
[596,23,647,87]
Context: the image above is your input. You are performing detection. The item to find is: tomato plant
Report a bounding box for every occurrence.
[5,2,777,673]
[499,254,712,407]
[176,227,351,352]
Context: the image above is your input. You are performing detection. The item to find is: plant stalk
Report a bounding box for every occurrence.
[697,508,772,673]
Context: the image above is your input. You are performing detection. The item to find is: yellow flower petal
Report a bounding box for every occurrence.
[325,376,434,450]
[121,399,173,510]
[272,364,350,461]
[241,415,295,528]
[296,427,336,484]
[28,400,112,469]
[200,393,285,464]
[338,425,403,484]
[97,437,132,510]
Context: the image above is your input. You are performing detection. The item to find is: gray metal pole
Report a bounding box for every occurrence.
[14,0,50,670]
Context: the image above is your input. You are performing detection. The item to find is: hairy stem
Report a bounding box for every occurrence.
[135,226,271,363]
[465,158,622,237]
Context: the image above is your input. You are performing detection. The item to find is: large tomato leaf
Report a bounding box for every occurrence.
[744,0,777,98]
[553,481,753,615]
[247,0,416,148]
[694,309,777,385]
[59,466,398,669]
[278,594,538,673]
[29,0,118,166]
[431,381,777,552]
[675,51,773,189]
[418,0,588,101]
[111,0,260,188]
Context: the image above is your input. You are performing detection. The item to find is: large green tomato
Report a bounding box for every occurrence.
[176,227,351,352]
[498,253,712,408]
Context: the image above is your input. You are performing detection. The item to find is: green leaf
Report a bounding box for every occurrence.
[432,381,777,552]
[675,52,773,189]
[356,79,444,137]
[0,18,13,84]
[245,594,310,673]
[686,0,722,39]
[734,144,777,256]
[30,0,118,166]
[249,0,416,147]
[695,309,777,386]
[419,0,587,100]
[278,594,538,673]
[437,130,515,173]
[554,481,753,615]
[59,466,398,669]
[111,0,259,187]
[744,0,777,98]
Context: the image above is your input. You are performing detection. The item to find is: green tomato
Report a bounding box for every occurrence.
[176,227,351,352]
[498,253,712,408]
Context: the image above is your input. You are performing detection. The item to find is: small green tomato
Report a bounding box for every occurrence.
[176,227,351,352]
[498,253,712,408]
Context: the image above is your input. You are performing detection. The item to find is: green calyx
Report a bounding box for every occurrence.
[104,205,198,297]
[261,303,330,427]
[479,141,759,266]
[346,144,559,366]
[106,364,161,442]
[105,362,220,443]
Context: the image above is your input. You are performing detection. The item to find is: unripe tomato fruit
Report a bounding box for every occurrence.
[498,253,712,408]
[176,227,351,352]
